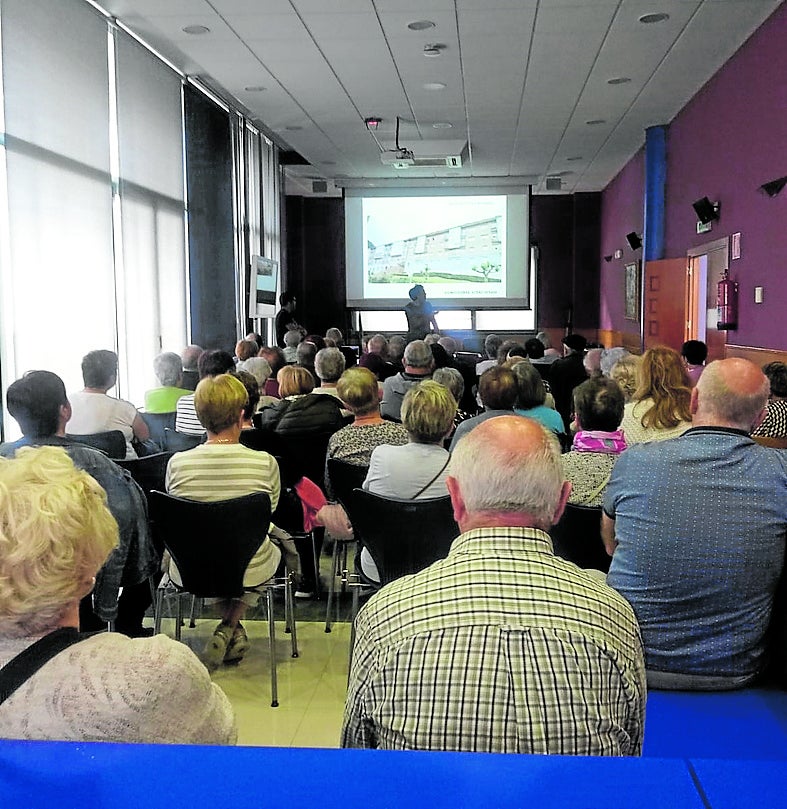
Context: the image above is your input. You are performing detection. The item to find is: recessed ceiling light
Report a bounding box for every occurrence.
[566,156,583,161]
[607,77,631,85]
[423,82,446,91]
[639,12,670,24]
[432,121,453,129]
[423,44,442,57]
[285,125,303,131]
[408,20,435,31]
[586,119,606,126]
[244,85,267,92]
[182,24,210,35]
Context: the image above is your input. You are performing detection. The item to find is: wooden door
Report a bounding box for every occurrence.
[643,258,688,352]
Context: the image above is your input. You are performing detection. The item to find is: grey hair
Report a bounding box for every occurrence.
[284,329,301,347]
[600,347,629,377]
[325,327,343,344]
[450,417,564,530]
[484,333,502,358]
[315,347,346,382]
[153,352,183,387]
[536,331,552,350]
[433,367,464,402]
[404,339,433,369]
[511,360,546,409]
[237,357,272,388]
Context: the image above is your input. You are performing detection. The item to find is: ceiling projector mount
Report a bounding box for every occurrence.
[364,115,464,169]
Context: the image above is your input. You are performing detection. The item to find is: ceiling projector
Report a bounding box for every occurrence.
[380,148,415,167]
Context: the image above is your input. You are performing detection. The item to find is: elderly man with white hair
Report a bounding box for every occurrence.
[343,415,646,755]
[380,339,434,422]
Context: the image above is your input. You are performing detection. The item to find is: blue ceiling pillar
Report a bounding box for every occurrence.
[643,125,667,261]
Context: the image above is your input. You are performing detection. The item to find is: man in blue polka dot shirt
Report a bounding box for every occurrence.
[602,358,787,690]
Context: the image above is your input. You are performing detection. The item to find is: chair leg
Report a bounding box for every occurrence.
[311,531,321,597]
[154,589,163,635]
[266,587,278,708]
[347,584,359,686]
[189,595,198,628]
[175,595,182,642]
[324,540,341,633]
[286,571,298,658]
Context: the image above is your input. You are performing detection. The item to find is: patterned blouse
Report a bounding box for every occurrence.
[752,399,787,438]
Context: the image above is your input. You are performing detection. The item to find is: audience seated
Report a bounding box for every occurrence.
[359,333,396,381]
[432,367,474,428]
[325,368,408,494]
[259,346,286,398]
[0,446,236,744]
[0,371,157,638]
[326,327,357,369]
[599,347,630,379]
[180,344,203,391]
[387,335,406,372]
[166,374,283,671]
[237,357,276,409]
[282,329,301,363]
[296,340,318,385]
[584,347,603,377]
[362,381,456,583]
[562,377,626,506]
[609,353,641,403]
[234,339,259,364]
[475,333,501,377]
[548,334,589,432]
[604,358,787,690]
[175,349,235,436]
[68,350,149,459]
[258,366,345,438]
[752,361,787,438]
[145,352,191,414]
[536,330,561,360]
[450,366,518,450]
[380,339,434,422]
[343,416,646,754]
[510,360,565,440]
[234,370,261,429]
[619,345,691,444]
[681,339,708,387]
[312,347,346,404]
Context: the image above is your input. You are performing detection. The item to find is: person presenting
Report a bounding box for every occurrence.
[404,284,438,342]
[275,291,305,347]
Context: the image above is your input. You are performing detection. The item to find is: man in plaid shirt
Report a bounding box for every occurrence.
[342,416,646,755]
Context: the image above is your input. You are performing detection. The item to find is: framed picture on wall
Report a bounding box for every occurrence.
[624,261,640,321]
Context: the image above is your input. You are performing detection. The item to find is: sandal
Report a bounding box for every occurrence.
[223,623,250,664]
[203,622,233,672]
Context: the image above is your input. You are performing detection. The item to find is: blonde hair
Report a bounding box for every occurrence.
[0,446,118,638]
[336,367,378,416]
[634,346,692,429]
[401,380,456,444]
[277,365,315,397]
[194,373,247,433]
[610,354,641,402]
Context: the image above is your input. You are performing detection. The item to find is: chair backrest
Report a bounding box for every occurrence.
[148,490,271,598]
[163,427,203,452]
[140,411,176,450]
[275,431,335,491]
[65,430,126,459]
[326,458,368,509]
[116,451,175,498]
[550,503,610,572]
[347,489,459,585]
[239,428,281,454]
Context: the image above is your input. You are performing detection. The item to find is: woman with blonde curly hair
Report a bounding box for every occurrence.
[0,446,235,744]
[620,345,692,444]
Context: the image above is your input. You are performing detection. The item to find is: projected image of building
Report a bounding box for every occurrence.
[367,215,503,285]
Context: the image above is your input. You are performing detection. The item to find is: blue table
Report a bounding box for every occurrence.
[0,742,705,808]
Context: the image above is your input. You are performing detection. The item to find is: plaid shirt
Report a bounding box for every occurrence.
[342,527,646,755]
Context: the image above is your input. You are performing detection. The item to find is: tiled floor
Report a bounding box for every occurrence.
[159,616,351,747]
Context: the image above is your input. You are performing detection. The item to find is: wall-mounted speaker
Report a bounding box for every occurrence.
[626,232,642,250]
[312,180,328,194]
[692,196,720,224]
[760,176,787,197]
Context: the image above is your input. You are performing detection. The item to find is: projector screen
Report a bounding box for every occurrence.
[345,186,530,309]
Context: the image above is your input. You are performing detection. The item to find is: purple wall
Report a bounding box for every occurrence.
[599,149,644,333]
[600,2,787,349]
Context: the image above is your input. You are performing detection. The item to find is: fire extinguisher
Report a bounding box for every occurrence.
[717,270,738,330]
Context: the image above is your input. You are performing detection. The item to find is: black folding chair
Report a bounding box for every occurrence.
[66,430,126,459]
[323,459,368,632]
[163,427,203,452]
[550,503,610,573]
[148,490,297,707]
